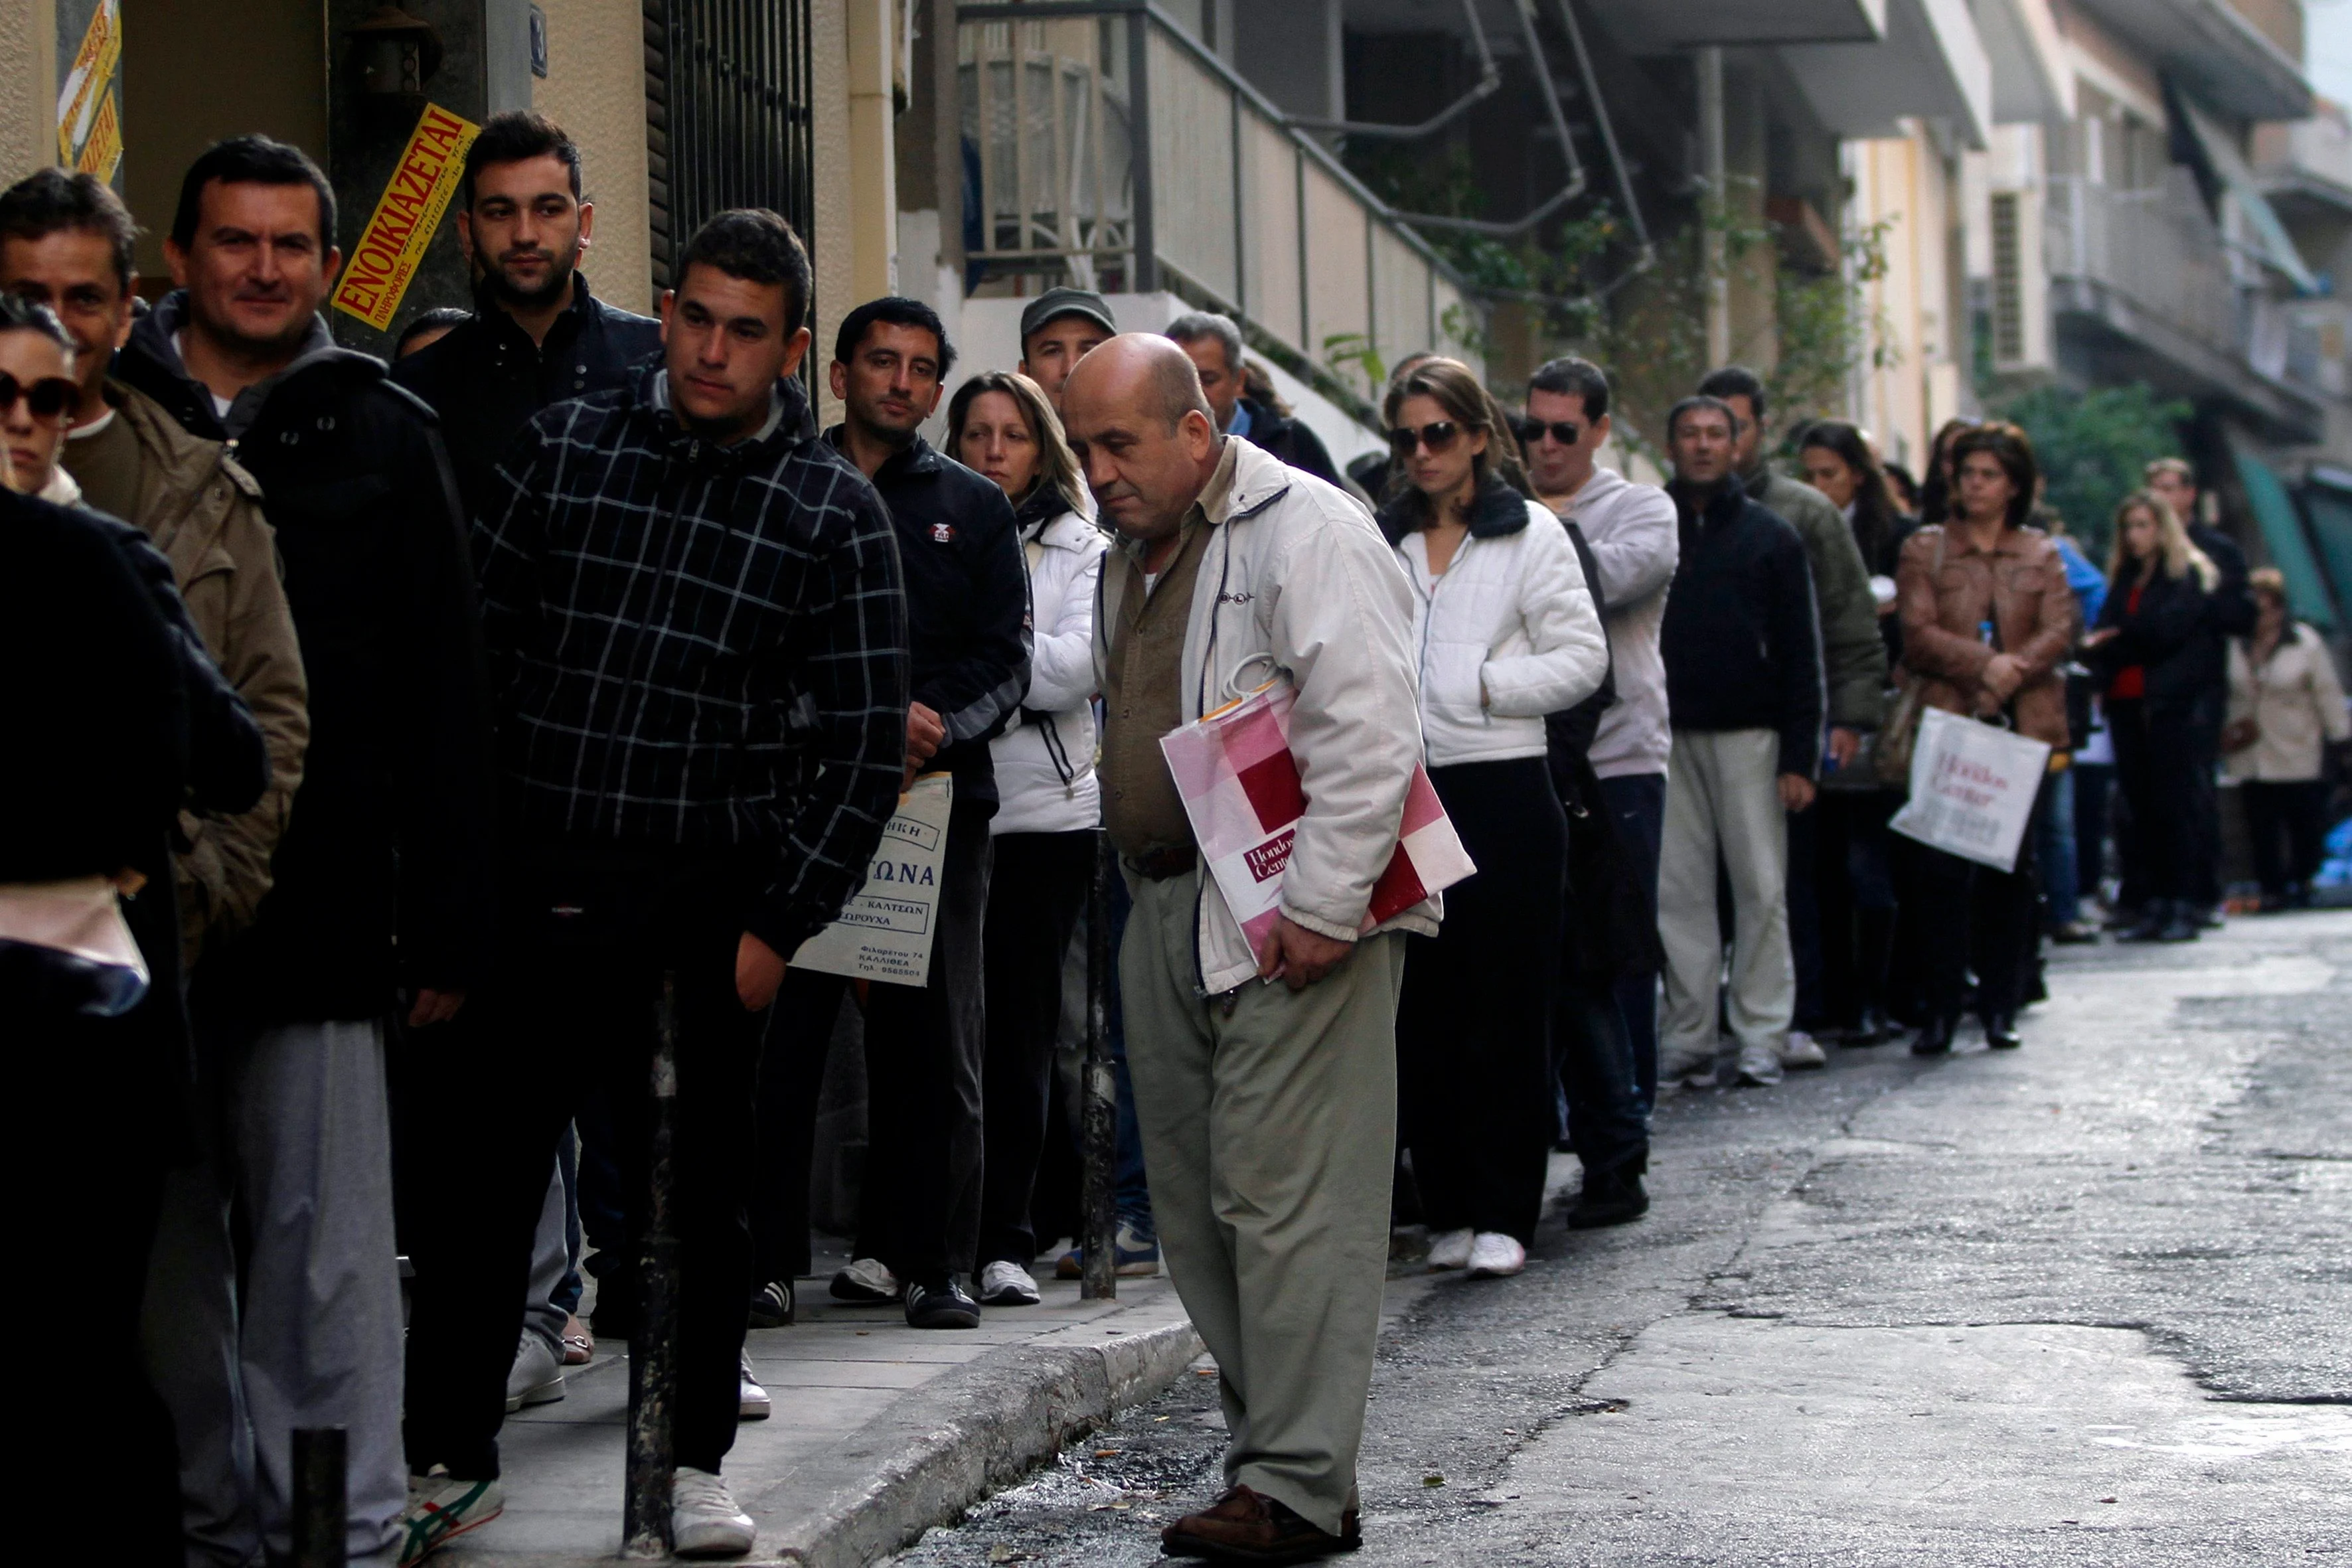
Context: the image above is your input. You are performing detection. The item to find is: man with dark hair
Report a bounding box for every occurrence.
[1017,284,1116,410]
[1164,309,1341,485]
[1695,365,1881,1067]
[110,133,497,1568]
[783,293,1028,1330]
[2144,457,2252,926]
[392,110,660,516]
[398,208,908,1561]
[1654,395,1824,1093]
[1,165,308,982]
[1521,354,1676,1120]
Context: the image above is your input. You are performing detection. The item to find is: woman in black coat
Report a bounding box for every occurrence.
[2085,490,2217,944]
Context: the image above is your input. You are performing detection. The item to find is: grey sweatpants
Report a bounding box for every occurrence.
[522,1157,570,1354]
[143,1019,406,1567]
[1658,727,1796,1073]
[1121,866,1403,1537]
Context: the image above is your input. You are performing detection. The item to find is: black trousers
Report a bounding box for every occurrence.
[1598,771,1665,1111]
[1916,778,2048,1020]
[1816,789,1900,1030]
[2187,707,2226,907]
[402,850,764,1478]
[2243,778,2331,898]
[978,829,1094,1267]
[1554,979,1648,1178]
[2108,698,2201,904]
[753,799,992,1287]
[1398,758,1566,1245]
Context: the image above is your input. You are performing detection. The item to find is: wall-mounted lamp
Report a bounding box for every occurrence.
[349,3,445,102]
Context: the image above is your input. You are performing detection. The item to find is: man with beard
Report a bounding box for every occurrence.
[115,135,497,1567]
[394,112,661,518]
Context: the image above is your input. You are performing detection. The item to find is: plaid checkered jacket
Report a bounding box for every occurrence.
[475,366,909,955]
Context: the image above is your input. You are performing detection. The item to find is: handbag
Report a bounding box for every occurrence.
[1871,530,1945,790]
[0,875,150,1018]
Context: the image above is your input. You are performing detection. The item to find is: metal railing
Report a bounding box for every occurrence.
[2043,171,2242,360]
[957,1,1482,388]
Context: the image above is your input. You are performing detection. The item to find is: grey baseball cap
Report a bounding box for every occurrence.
[1018,286,1117,346]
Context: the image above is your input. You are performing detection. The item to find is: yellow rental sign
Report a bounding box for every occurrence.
[332,103,481,333]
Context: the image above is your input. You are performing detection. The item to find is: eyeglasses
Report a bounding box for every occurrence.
[1516,418,1585,447]
[0,370,80,424]
[1387,420,1462,458]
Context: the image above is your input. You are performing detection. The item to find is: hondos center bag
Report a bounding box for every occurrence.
[1888,707,2052,873]
[0,876,150,1018]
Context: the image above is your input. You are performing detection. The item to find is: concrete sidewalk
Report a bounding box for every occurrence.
[441,1263,1198,1568]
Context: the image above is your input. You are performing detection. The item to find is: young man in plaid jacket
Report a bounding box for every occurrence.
[398,209,910,1562]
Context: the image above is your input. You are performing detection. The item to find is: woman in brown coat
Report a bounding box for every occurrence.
[1895,422,2078,1055]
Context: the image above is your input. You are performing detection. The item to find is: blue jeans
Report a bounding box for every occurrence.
[2036,766,2080,927]
[1599,773,1665,1116]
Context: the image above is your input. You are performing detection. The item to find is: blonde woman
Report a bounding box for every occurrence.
[2225,567,2350,908]
[944,370,1113,1306]
[2084,490,2218,943]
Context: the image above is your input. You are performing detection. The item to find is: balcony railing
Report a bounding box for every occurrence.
[957,1,1482,393]
[2043,172,2243,357]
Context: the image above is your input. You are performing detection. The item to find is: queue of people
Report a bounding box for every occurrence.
[5,105,2345,1568]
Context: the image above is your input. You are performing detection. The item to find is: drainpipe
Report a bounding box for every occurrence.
[1698,45,1729,368]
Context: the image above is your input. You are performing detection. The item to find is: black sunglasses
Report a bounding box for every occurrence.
[1516,418,1585,447]
[0,370,80,423]
[1387,420,1462,458]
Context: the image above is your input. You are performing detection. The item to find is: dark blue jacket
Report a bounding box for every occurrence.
[1660,479,1826,778]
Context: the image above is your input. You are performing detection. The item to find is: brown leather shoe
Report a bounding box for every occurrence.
[1161,1485,1362,1561]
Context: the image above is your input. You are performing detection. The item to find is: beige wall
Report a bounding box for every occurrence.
[811,0,852,428]
[0,0,57,193]
[533,0,652,315]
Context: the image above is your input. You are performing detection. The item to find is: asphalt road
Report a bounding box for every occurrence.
[890,911,2352,1567]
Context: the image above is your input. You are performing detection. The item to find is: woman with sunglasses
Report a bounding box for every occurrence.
[1378,357,1607,1279]
[0,303,85,501]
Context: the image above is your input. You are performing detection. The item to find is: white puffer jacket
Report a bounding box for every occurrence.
[992,501,1109,835]
[1385,479,1609,768]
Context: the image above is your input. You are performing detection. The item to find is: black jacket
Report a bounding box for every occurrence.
[1660,479,1826,777]
[390,274,662,520]
[2,492,266,1111]
[2092,564,2213,722]
[827,430,1031,808]
[1234,396,1340,487]
[2188,521,2254,708]
[119,295,498,1022]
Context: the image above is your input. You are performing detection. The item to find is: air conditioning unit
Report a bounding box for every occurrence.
[1987,187,2053,374]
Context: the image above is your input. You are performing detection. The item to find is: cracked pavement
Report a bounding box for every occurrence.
[890,913,2352,1567]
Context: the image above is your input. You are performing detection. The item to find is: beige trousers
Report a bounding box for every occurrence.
[1121,865,1404,1535]
[1658,727,1795,1071]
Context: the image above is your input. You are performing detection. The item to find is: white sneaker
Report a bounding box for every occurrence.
[1778,1031,1829,1069]
[1426,1227,1474,1270]
[1733,1045,1785,1087]
[398,1470,504,1566]
[977,1259,1042,1306]
[828,1256,900,1302]
[738,1351,770,1421]
[504,1332,565,1413]
[1466,1232,1527,1278]
[670,1465,755,1557]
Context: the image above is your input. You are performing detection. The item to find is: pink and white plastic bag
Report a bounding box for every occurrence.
[1158,680,1475,952]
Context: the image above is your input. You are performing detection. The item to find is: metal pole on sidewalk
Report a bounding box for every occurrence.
[1081,830,1119,1300]
[623,973,682,1558]
[289,1426,347,1568]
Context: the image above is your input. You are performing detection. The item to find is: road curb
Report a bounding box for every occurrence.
[746,1308,1203,1566]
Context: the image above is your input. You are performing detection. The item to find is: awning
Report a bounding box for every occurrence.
[2231,443,2337,629]
[2298,465,2352,625]
[2170,82,2323,296]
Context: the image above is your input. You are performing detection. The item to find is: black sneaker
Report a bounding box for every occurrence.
[1567,1167,1650,1229]
[903,1277,981,1330]
[748,1277,795,1328]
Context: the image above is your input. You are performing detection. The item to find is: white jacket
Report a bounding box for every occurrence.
[1393,493,1608,767]
[1095,438,1433,995]
[1558,465,1678,779]
[992,505,1109,834]
[2225,623,2350,782]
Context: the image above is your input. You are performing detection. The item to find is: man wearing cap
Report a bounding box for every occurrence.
[1017,286,1115,412]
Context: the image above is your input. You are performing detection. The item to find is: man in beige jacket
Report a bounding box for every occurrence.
[1065,336,1427,1563]
[1,168,307,971]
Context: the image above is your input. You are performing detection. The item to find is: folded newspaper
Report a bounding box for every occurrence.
[1159,680,1474,953]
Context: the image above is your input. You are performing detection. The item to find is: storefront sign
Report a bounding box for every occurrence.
[55,0,123,182]
[331,102,479,333]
